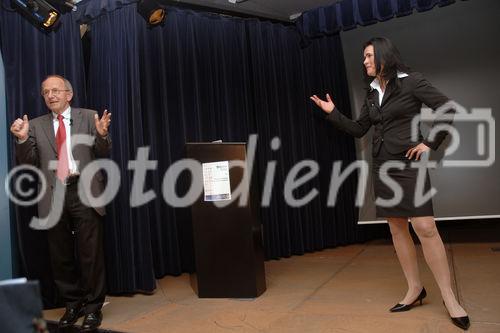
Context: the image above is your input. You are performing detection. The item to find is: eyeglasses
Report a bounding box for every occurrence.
[41,89,70,97]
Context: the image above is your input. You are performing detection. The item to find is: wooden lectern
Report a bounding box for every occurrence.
[185,142,266,298]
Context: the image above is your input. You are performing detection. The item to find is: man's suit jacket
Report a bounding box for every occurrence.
[16,108,111,218]
[325,72,454,156]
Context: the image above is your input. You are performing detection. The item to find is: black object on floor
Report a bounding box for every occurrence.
[47,320,126,333]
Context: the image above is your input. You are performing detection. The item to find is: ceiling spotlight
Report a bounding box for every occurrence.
[12,0,60,29]
[137,0,166,26]
[228,0,248,3]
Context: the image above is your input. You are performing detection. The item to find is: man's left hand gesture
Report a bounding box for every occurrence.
[95,109,111,137]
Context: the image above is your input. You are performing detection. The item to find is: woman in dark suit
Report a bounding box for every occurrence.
[310,37,469,330]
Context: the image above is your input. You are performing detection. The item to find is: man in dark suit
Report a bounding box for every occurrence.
[10,75,111,332]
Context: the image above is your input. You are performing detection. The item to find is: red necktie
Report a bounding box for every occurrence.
[56,114,69,182]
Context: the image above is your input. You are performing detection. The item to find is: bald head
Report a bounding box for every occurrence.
[41,75,74,114]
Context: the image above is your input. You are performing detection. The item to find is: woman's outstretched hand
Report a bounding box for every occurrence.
[310,93,335,114]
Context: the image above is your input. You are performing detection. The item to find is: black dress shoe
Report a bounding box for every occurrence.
[59,305,84,328]
[389,287,427,312]
[451,316,470,330]
[80,310,103,332]
[443,301,470,330]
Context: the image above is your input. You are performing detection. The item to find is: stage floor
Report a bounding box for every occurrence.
[44,228,500,332]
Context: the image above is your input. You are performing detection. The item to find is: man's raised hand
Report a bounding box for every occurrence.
[10,115,29,141]
[95,109,111,137]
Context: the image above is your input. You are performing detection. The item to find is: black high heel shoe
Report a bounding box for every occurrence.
[389,287,427,312]
[443,301,470,330]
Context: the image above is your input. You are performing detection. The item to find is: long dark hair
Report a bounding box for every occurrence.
[362,37,410,88]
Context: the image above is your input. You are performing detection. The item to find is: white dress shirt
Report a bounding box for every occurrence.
[370,72,409,105]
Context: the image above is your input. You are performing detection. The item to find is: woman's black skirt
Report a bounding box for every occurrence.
[372,144,434,218]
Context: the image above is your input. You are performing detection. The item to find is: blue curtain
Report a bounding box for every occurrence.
[296,0,465,40]
[0,0,86,306]
[1,0,382,296]
[73,0,138,23]
[86,5,367,294]
[0,48,13,280]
